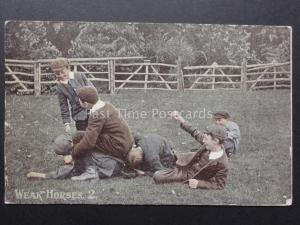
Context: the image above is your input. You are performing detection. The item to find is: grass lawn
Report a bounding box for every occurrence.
[5,89,291,205]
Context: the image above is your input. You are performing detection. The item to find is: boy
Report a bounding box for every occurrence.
[27,133,125,181]
[212,111,240,156]
[66,86,134,165]
[127,133,177,176]
[170,111,240,157]
[153,124,229,190]
[51,58,95,132]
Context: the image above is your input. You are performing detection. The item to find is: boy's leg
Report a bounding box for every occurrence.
[27,164,74,180]
[153,166,188,184]
[71,153,98,181]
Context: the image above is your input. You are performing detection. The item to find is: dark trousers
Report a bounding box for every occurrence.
[75,119,88,131]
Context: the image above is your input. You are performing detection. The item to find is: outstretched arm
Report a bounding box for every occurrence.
[169,111,203,143]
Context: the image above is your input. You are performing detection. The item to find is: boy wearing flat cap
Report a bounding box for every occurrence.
[212,111,240,156]
[153,123,228,190]
[170,111,240,157]
[51,58,95,132]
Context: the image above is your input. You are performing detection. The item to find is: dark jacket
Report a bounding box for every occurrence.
[72,103,134,162]
[57,72,94,124]
[134,134,177,173]
[153,145,229,190]
[177,146,228,189]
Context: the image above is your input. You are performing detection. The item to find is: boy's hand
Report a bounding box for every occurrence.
[64,123,71,133]
[188,179,199,189]
[134,169,145,176]
[169,111,185,123]
[64,155,73,164]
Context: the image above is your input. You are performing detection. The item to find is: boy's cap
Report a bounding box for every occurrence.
[50,58,69,71]
[213,111,230,120]
[77,87,99,104]
[53,134,72,155]
[204,124,227,140]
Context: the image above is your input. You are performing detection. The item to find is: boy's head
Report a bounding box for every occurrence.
[77,87,99,109]
[50,58,70,82]
[212,111,230,126]
[128,146,143,168]
[202,124,226,150]
[53,134,73,155]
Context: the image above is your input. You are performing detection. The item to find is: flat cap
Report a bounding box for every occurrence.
[53,134,73,155]
[212,111,231,120]
[204,124,227,140]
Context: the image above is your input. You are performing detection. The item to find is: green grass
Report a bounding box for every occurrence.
[5,89,292,205]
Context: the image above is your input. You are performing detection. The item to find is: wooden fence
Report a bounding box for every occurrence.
[5,57,291,95]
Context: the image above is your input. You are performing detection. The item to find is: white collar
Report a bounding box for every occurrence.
[59,72,74,84]
[209,148,223,160]
[90,100,106,113]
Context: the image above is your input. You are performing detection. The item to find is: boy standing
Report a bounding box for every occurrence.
[51,58,95,132]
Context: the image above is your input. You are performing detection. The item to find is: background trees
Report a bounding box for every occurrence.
[5,21,290,65]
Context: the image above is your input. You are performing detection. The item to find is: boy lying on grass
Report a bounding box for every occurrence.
[153,111,229,190]
[27,132,178,180]
[27,133,125,181]
[127,133,177,177]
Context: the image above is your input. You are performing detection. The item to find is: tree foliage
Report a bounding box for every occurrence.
[5,21,290,65]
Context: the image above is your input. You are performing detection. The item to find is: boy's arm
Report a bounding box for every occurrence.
[57,88,71,125]
[180,121,203,143]
[71,114,105,159]
[169,111,203,143]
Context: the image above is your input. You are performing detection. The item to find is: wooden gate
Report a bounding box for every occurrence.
[183,62,242,90]
[246,62,291,90]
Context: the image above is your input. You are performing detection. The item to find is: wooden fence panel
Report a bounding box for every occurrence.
[114,59,178,92]
[246,62,291,90]
[5,58,291,94]
[183,62,242,90]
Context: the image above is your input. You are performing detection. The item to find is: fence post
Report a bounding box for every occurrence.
[34,61,41,96]
[241,59,247,92]
[108,60,115,94]
[211,62,218,90]
[177,58,184,92]
[273,65,277,90]
[144,59,150,92]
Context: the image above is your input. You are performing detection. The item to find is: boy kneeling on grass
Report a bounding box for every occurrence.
[153,111,229,190]
[27,86,136,181]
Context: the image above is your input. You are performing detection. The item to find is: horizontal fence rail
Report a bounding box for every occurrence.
[5,58,291,95]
